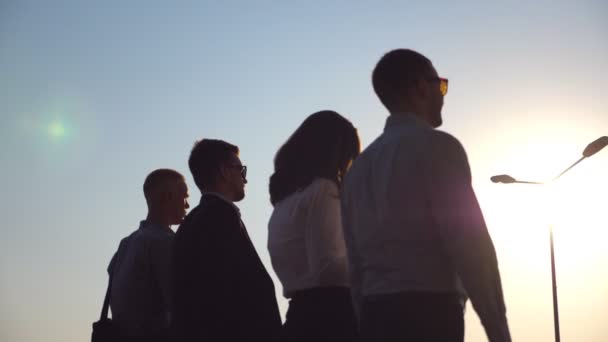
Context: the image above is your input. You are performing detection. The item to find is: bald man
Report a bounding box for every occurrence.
[107,169,190,342]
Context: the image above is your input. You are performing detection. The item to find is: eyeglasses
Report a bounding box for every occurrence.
[227,164,247,179]
[429,77,449,96]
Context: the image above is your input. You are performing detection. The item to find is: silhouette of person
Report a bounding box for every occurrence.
[107,169,190,342]
[268,111,361,342]
[341,49,511,342]
[171,139,282,342]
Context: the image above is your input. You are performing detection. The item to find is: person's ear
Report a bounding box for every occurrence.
[156,189,170,204]
[414,77,429,98]
[218,164,230,182]
[165,189,175,201]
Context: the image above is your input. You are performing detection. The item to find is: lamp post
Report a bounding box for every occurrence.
[491,136,608,342]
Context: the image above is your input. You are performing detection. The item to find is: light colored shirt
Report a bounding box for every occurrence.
[341,113,510,342]
[268,178,350,298]
[108,220,174,336]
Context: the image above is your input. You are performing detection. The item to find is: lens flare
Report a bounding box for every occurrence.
[48,121,66,140]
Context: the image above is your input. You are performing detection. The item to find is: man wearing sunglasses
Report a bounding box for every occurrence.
[171,139,281,342]
[341,49,511,342]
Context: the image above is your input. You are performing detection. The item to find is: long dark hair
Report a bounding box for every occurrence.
[269,110,360,206]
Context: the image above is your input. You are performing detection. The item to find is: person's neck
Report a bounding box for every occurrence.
[145,211,172,230]
[390,105,430,125]
[390,102,418,115]
[204,184,235,203]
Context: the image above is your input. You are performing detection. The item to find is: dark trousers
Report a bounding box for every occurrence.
[360,292,464,342]
[123,333,168,342]
[125,337,167,342]
[283,286,359,342]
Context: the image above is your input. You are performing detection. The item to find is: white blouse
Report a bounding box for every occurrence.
[268,178,350,298]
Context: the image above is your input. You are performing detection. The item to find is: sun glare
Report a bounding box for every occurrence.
[48,121,66,140]
[483,142,608,279]
[545,168,608,271]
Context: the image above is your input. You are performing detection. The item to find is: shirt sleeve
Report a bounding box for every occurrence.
[426,132,511,342]
[304,179,350,287]
[107,237,128,275]
[107,250,118,276]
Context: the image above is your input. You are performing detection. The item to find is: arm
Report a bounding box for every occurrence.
[340,182,364,319]
[305,179,349,286]
[427,132,511,342]
[107,237,129,276]
[107,250,118,277]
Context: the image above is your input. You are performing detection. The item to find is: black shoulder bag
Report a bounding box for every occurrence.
[91,272,121,342]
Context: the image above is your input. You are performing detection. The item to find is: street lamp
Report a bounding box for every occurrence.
[491,136,608,342]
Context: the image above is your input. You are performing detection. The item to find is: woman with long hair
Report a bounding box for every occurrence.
[268,110,361,341]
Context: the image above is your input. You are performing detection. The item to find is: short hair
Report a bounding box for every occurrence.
[372,49,434,110]
[143,168,185,202]
[269,110,360,205]
[189,139,239,191]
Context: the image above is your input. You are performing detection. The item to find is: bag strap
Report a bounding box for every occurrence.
[100,234,134,321]
[99,269,113,320]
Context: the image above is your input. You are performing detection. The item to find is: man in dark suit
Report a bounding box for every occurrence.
[171,139,282,342]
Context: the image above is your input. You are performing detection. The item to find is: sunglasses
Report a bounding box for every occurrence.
[227,164,247,179]
[428,77,449,96]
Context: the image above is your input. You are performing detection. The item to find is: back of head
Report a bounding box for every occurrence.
[143,168,185,205]
[372,49,433,111]
[269,110,360,205]
[189,139,239,192]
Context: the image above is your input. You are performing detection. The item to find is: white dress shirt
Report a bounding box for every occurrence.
[341,113,511,342]
[268,178,350,298]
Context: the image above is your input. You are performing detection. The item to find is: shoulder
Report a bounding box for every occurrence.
[203,195,236,210]
[117,229,140,249]
[302,179,341,216]
[414,129,468,168]
[118,234,132,248]
[190,197,240,231]
[276,178,339,206]
[126,228,172,258]
[306,178,339,199]
[203,196,240,221]
[107,229,139,273]
[427,130,465,153]
[185,197,235,222]
[108,235,130,271]
[310,177,339,193]
[175,205,204,240]
[423,130,472,181]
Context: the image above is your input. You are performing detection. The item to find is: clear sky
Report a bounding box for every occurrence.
[1,1,607,341]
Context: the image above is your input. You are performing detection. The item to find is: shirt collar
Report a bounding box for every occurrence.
[384,112,430,133]
[202,192,241,216]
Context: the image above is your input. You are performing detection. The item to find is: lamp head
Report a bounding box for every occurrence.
[490,174,517,183]
[582,136,608,158]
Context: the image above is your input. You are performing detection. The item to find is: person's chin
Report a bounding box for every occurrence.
[432,115,443,128]
[234,190,246,202]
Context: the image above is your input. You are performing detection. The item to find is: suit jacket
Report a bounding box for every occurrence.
[171,194,282,342]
